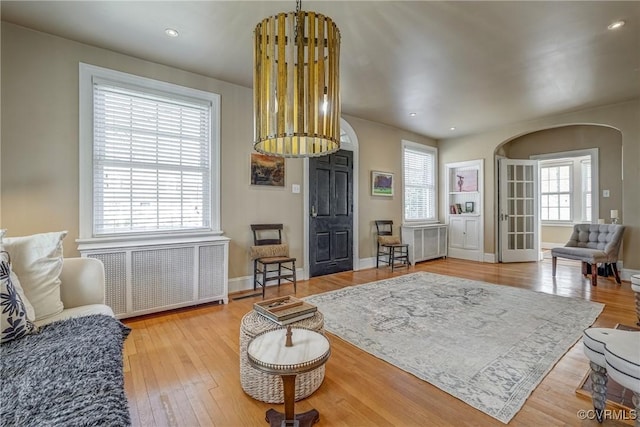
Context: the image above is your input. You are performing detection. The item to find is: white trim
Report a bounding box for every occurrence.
[78,62,221,239]
[401,140,438,223]
[445,159,484,262]
[77,232,229,252]
[541,241,565,249]
[531,148,599,225]
[303,118,359,280]
[483,253,496,263]
[621,267,639,282]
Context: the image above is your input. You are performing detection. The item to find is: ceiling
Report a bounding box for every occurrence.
[2,1,639,140]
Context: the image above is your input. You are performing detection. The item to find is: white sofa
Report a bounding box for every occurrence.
[1,257,131,426]
[35,257,113,327]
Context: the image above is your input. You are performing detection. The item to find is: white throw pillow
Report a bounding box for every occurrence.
[3,231,67,321]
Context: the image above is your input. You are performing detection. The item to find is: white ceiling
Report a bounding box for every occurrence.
[2,1,639,139]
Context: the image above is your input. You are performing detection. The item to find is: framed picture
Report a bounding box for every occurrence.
[371,171,393,196]
[454,169,478,192]
[251,153,285,187]
[465,201,475,213]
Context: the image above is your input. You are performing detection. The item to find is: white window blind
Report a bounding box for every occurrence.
[93,82,212,235]
[403,144,437,221]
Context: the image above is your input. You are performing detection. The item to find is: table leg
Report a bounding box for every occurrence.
[264,374,320,427]
[282,374,296,421]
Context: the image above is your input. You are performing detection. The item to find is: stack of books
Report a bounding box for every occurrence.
[253,296,317,325]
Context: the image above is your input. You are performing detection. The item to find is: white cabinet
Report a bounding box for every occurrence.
[448,216,482,260]
[401,224,448,265]
[445,160,484,262]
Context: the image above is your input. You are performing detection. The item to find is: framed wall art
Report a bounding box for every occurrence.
[251,153,285,187]
[371,171,393,196]
[454,169,478,192]
[465,201,475,213]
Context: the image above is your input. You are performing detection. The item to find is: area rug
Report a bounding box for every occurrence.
[304,272,604,423]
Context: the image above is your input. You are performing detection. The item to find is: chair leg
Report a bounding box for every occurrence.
[292,260,297,294]
[262,264,268,299]
[552,256,557,276]
[591,263,598,286]
[278,263,282,287]
[582,261,588,277]
[390,248,395,272]
[376,243,380,268]
[611,262,622,284]
[253,260,258,290]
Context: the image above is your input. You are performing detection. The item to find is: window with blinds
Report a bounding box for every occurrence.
[540,163,572,221]
[79,63,220,238]
[402,142,437,222]
[581,160,592,222]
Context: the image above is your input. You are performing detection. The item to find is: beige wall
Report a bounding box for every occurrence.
[439,100,640,271]
[0,23,435,280]
[343,114,437,259]
[540,227,573,247]
[4,23,636,275]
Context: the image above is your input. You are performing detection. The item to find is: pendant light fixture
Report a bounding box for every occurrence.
[253,0,341,157]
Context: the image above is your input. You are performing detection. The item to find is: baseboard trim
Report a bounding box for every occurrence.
[621,267,639,281]
[483,253,496,263]
[541,241,564,249]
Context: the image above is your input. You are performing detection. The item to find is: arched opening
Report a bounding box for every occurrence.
[493,124,622,261]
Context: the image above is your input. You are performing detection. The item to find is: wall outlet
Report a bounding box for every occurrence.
[603,189,610,197]
[292,184,300,194]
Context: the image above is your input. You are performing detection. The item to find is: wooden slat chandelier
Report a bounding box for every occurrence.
[253,0,341,158]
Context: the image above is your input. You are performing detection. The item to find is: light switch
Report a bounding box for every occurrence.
[603,190,610,198]
[292,184,300,194]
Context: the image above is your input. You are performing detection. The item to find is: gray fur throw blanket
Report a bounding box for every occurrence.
[1,314,131,427]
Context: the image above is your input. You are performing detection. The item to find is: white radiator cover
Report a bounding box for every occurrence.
[78,235,229,318]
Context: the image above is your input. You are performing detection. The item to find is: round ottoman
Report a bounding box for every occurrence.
[631,274,640,326]
[239,310,325,403]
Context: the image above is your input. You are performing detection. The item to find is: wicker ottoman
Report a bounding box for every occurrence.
[240,310,325,403]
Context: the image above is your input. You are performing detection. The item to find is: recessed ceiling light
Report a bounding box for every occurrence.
[607,20,625,30]
[450,127,456,131]
[165,28,179,38]
[409,112,417,117]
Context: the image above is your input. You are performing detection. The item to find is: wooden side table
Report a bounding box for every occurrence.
[240,310,325,403]
[247,326,330,427]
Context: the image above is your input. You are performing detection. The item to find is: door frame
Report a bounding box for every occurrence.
[498,158,540,263]
[303,118,359,280]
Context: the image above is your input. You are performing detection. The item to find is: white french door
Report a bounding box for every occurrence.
[499,159,540,262]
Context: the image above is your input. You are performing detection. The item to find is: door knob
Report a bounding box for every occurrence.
[311,205,317,217]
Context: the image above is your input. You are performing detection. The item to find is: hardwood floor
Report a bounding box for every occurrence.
[122,258,637,426]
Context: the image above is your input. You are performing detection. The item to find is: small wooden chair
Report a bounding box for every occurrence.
[375,220,409,272]
[250,224,297,299]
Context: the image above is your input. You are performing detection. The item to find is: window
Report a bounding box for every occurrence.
[540,163,572,221]
[538,154,593,223]
[402,141,437,222]
[79,64,221,239]
[581,160,592,222]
